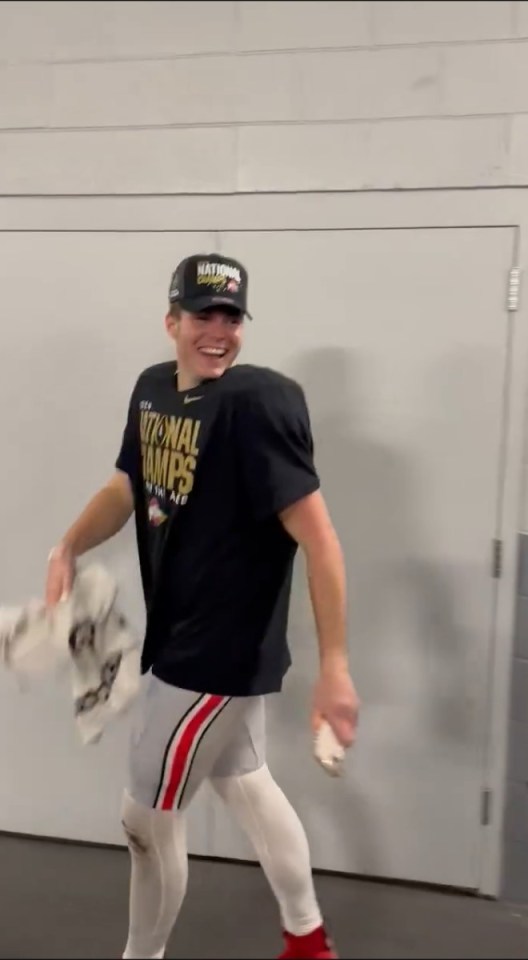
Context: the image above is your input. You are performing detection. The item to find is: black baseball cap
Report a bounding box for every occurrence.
[168,253,252,318]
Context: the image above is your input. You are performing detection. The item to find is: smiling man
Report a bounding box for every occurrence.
[45,252,359,960]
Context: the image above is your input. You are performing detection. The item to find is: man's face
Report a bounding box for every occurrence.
[166,307,244,385]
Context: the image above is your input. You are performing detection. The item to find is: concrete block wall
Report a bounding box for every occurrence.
[3,0,528,899]
[1,1,528,194]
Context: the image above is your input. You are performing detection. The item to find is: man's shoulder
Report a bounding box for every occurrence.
[220,366,311,436]
[223,364,304,403]
[132,361,175,393]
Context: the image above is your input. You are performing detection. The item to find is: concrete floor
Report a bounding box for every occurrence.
[1,833,527,959]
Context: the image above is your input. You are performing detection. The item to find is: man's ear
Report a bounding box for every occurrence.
[165,312,178,342]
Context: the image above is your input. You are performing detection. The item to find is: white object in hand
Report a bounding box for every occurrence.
[313,720,345,776]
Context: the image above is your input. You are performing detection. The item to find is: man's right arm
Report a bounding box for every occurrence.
[45,469,134,606]
[60,469,134,558]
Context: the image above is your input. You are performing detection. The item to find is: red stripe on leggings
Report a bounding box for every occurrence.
[160,694,225,810]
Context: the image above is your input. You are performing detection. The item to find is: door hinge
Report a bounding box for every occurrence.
[492,539,503,578]
[481,789,492,826]
[507,268,522,312]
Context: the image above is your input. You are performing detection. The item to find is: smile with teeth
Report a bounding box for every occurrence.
[199,347,227,357]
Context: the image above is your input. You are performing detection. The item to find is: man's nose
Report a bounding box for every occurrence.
[208,312,231,333]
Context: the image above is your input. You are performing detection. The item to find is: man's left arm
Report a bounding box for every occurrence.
[280,491,360,749]
[235,377,359,747]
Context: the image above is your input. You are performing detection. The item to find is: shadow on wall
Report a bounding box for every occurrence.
[264,345,479,883]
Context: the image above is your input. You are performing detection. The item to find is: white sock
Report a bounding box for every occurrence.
[211,764,323,935]
[121,790,188,960]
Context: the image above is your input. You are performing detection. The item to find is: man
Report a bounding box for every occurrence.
[46,252,359,960]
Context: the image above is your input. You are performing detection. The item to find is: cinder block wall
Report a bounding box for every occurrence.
[1,1,527,194]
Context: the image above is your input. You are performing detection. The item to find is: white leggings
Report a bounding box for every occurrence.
[122,764,322,960]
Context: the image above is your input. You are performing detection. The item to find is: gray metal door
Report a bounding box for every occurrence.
[0,225,516,888]
[207,226,516,890]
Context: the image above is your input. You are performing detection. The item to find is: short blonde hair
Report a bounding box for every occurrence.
[168,303,182,320]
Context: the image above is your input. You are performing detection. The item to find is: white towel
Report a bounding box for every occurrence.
[0,563,141,745]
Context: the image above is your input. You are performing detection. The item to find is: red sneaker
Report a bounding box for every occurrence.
[277,924,338,959]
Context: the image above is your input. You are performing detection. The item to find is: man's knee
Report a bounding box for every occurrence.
[120,788,187,858]
[121,789,153,856]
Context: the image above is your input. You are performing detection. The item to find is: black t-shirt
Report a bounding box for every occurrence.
[115,361,320,696]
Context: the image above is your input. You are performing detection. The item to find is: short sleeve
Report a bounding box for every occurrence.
[115,381,141,486]
[236,380,320,521]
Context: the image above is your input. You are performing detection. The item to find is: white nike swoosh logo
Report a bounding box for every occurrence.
[184,395,203,404]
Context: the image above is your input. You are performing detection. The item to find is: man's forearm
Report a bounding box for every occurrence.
[279,491,358,744]
[279,491,349,671]
[60,482,133,559]
[305,533,349,672]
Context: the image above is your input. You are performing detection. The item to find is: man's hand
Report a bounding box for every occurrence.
[312,658,360,749]
[45,542,75,608]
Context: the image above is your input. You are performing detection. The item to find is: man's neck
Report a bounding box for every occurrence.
[175,366,201,393]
